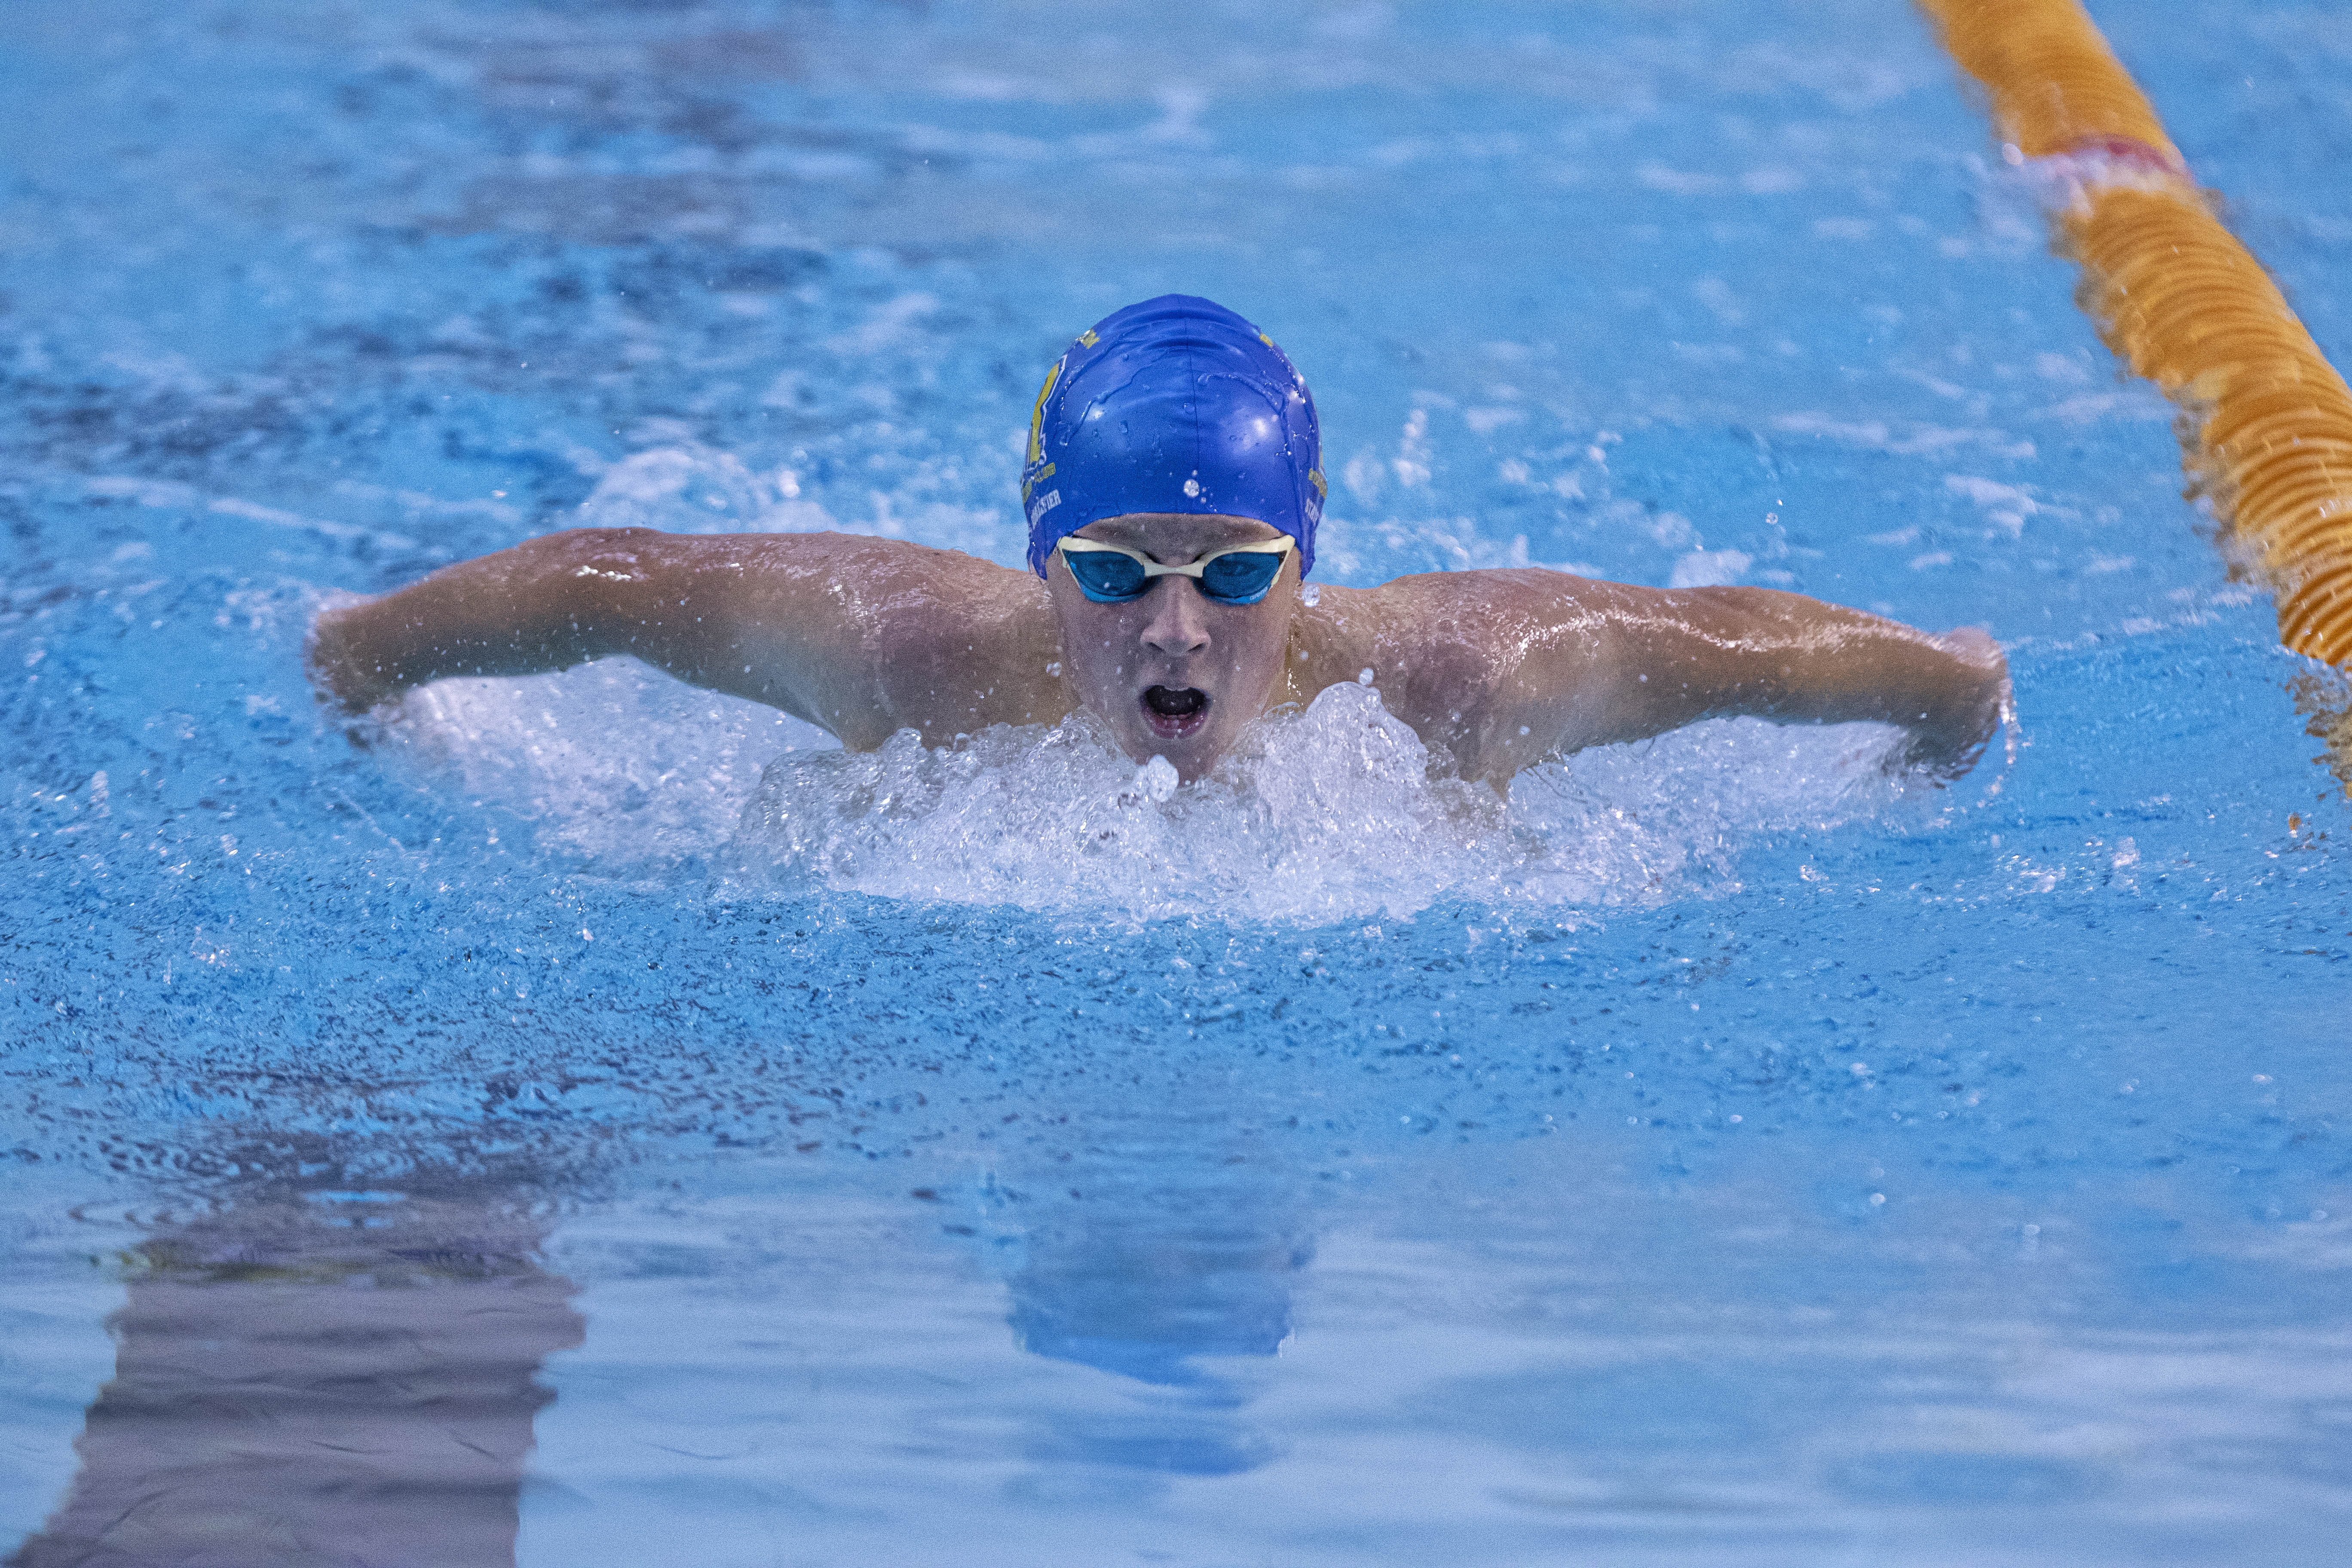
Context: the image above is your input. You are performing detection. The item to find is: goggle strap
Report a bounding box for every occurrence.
[1058,537,1291,576]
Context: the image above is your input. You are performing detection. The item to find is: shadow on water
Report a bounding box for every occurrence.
[1001,1159,1312,1479]
[7,1151,583,1568]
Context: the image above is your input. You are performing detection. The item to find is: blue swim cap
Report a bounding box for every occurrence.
[1022,295,1323,580]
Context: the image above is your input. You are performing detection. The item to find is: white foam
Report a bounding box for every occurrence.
[373,659,836,877]
[714,681,1934,922]
[371,662,1950,914]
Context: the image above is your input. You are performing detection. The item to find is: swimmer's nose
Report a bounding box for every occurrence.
[1140,576,1210,658]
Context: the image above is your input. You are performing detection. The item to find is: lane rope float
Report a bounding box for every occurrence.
[1919,0,2352,668]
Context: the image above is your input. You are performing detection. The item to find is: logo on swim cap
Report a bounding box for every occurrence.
[1022,295,1322,581]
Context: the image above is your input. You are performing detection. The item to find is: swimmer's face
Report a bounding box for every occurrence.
[1047,513,1298,781]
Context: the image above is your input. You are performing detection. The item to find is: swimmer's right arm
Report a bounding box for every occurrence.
[309,529,643,714]
[306,528,1063,744]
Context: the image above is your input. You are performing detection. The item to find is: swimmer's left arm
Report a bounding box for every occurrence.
[1533,578,2007,776]
[1376,573,2009,781]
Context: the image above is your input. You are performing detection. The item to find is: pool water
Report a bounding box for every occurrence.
[5,1,2351,1562]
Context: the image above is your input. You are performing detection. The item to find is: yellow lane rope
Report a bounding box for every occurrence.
[1919,0,2352,668]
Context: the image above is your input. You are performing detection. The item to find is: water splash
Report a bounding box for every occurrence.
[373,659,833,877]
[716,681,1932,921]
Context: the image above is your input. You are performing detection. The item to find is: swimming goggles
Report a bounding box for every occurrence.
[1056,536,1294,606]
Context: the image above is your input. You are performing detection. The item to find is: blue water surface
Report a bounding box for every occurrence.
[4,2,2351,1564]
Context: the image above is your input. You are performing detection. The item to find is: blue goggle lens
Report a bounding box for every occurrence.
[1197,551,1286,604]
[1065,550,1149,601]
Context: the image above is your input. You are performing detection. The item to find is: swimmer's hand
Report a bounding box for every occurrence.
[306,602,399,715]
[303,530,682,717]
[301,535,625,717]
[1887,625,2010,780]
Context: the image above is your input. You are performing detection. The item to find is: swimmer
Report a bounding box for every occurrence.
[308,295,2008,787]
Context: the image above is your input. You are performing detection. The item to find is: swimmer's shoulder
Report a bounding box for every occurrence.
[1289,566,1624,713]
[722,532,1061,737]
[1288,569,1642,779]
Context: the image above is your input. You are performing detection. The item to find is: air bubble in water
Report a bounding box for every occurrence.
[1137,755,1179,802]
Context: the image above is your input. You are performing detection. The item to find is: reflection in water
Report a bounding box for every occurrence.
[2291,665,2352,798]
[8,1166,582,1568]
[1004,1170,1311,1478]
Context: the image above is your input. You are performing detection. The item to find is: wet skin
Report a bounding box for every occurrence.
[1046,514,1298,781]
[308,515,2009,787]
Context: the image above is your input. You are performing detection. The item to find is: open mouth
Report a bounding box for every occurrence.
[1141,685,1209,739]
